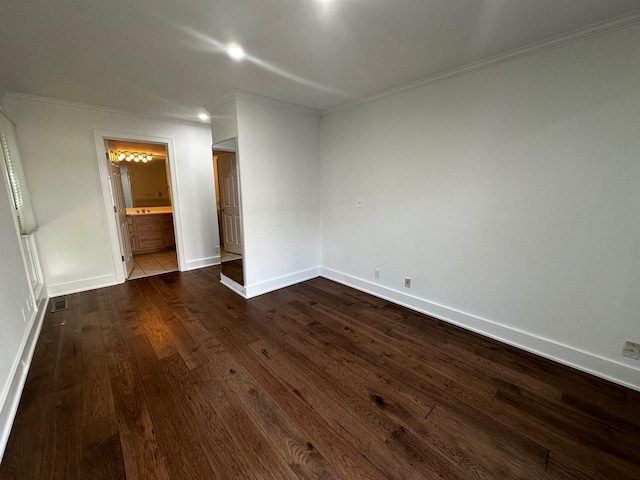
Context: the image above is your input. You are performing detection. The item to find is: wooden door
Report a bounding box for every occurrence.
[218,153,243,255]
[108,150,135,277]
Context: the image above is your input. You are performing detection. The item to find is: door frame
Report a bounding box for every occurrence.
[93,129,184,284]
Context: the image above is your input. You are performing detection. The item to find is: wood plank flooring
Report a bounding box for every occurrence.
[2,266,640,479]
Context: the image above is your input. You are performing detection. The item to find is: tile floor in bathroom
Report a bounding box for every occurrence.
[129,249,178,279]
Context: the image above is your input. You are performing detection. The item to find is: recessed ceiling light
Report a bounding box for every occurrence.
[227,44,245,61]
[198,113,209,121]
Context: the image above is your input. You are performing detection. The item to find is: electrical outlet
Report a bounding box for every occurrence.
[374,269,380,279]
[357,197,363,208]
[404,277,411,288]
[622,341,640,360]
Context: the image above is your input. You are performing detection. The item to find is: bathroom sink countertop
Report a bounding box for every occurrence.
[126,206,173,215]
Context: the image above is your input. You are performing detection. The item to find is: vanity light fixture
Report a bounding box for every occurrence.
[198,113,209,121]
[114,151,154,163]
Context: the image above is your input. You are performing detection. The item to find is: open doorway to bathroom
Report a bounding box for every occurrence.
[105,140,178,280]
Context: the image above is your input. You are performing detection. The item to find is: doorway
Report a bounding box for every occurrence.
[213,138,244,287]
[106,140,178,280]
[94,130,183,284]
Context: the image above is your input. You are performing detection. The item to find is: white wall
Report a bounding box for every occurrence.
[320,25,640,389]
[0,125,46,459]
[210,98,238,145]
[4,95,219,295]
[234,96,322,296]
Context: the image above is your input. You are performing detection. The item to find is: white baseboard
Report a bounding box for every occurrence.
[46,254,222,297]
[245,267,321,299]
[221,274,247,298]
[320,267,640,392]
[0,294,48,462]
[47,273,118,297]
[181,255,221,272]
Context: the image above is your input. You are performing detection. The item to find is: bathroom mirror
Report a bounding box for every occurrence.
[212,138,244,286]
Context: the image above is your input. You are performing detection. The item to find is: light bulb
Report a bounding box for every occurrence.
[227,44,245,60]
[146,155,152,161]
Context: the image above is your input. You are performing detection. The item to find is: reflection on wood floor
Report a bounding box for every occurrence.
[1,266,640,479]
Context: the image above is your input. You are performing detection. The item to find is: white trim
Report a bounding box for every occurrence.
[181,255,221,272]
[93,131,126,284]
[322,10,640,117]
[0,294,48,462]
[4,92,210,127]
[245,267,320,299]
[320,267,640,393]
[92,129,186,283]
[23,234,44,295]
[208,90,321,118]
[233,137,249,289]
[33,282,44,303]
[47,274,117,297]
[205,91,237,114]
[220,274,247,298]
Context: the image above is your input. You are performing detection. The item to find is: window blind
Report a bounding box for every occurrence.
[0,111,38,235]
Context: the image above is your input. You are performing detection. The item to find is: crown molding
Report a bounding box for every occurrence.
[322,10,640,117]
[3,92,211,127]
[204,90,237,114]
[234,90,321,118]
[207,89,320,118]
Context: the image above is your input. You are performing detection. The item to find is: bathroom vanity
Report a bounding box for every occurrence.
[126,207,175,255]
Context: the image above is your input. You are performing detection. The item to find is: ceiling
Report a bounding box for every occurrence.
[1,1,638,121]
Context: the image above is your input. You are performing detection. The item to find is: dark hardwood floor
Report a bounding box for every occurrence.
[1,266,640,479]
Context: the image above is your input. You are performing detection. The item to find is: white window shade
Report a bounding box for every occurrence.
[0,111,38,235]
